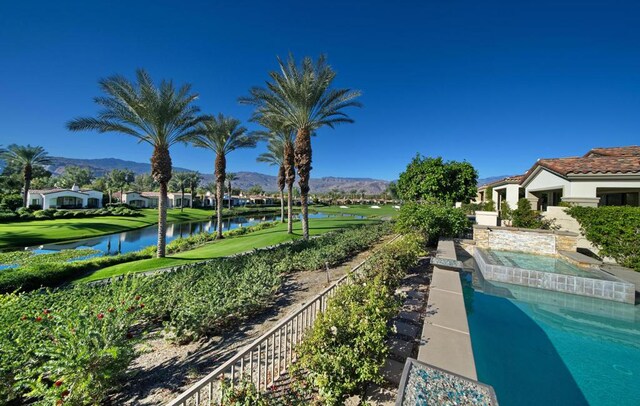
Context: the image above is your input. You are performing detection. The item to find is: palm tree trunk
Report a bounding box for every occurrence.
[190,183,194,208]
[228,180,232,210]
[151,146,172,258]
[22,164,32,208]
[280,188,285,222]
[180,188,185,212]
[216,180,224,238]
[158,182,168,257]
[294,129,312,240]
[287,183,293,234]
[108,189,112,205]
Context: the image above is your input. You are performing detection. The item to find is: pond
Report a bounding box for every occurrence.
[0,212,361,266]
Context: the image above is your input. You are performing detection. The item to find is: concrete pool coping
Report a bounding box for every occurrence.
[417,239,477,380]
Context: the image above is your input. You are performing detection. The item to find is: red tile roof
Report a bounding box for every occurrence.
[522,155,640,184]
[584,146,640,158]
[481,175,525,188]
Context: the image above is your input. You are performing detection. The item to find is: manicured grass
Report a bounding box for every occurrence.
[77,216,380,282]
[0,208,214,249]
[312,204,400,218]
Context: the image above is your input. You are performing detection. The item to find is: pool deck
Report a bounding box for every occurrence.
[417,239,477,380]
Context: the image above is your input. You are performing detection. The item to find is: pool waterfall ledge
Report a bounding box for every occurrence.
[473,247,635,304]
[416,239,478,380]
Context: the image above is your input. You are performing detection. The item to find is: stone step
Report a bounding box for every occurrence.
[397,310,421,323]
[382,358,405,385]
[393,320,419,338]
[387,337,414,359]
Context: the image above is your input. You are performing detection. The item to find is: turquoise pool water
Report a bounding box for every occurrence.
[485,249,607,279]
[463,271,640,406]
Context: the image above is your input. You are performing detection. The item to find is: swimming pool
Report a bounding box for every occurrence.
[484,249,606,279]
[463,271,640,405]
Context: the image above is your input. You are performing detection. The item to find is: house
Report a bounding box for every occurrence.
[476,175,525,211]
[27,185,103,209]
[521,146,640,211]
[248,195,275,205]
[114,191,190,208]
[201,192,250,208]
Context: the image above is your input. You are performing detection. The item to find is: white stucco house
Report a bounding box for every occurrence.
[114,191,190,208]
[27,185,103,209]
[202,192,250,208]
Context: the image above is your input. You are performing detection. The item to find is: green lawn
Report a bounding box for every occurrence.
[312,204,400,218]
[0,208,214,249]
[76,216,380,283]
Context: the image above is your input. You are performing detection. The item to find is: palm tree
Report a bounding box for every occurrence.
[226,173,237,210]
[0,144,51,208]
[67,69,205,257]
[187,171,202,208]
[240,54,361,239]
[191,114,258,239]
[170,171,191,212]
[257,138,286,223]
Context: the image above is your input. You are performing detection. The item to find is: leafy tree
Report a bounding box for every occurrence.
[67,69,206,257]
[247,185,264,195]
[131,173,158,192]
[396,202,470,246]
[56,166,94,188]
[191,114,258,238]
[104,169,135,204]
[397,154,478,204]
[226,173,237,210]
[169,171,191,212]
[385,181,399,200]
[500,200,512,221]
[0,145,51,207]
[484,186,495,211]
[257,139,286,222]
[241,54,361,240]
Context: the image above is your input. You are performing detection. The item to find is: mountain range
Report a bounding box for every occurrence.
[44,156,392,194]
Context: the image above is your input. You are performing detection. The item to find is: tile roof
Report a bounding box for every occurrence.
[29,188,91,195]
[524,156,640,181]
[481,175,525,188]
[584,146,640,158]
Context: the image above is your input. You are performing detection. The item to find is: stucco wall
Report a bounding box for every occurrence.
[473,225,577,255]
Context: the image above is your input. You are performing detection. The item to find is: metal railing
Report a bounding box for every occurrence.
[166,234,402,406]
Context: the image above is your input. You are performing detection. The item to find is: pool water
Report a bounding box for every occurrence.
[463,271,640,406]
[485,249,607,279]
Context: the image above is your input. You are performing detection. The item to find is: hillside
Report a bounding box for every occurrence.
[44,156,391,194]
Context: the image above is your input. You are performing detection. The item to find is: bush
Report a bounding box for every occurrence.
[0,194,23,211]
[500,201,512,221]
[567,206,640,271]
[0,211,18,222]
[511,198,553,229]
[294,235,423,404]
[396,202,469,246]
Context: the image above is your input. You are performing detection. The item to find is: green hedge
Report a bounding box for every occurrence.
[0,223,392,404]
[0,206,141,223]
[395,202,469,245]
[567,206,640,271]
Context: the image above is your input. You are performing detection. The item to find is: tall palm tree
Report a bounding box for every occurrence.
[67,69,205,257]
[170,171,191,212]
[0,144,51,208]
[191,114,258,239]
[226,172,237,210]
[240,54,361,239]
[187,171,202,208]
[257,138,286,223]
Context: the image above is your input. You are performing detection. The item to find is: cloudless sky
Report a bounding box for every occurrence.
[1,1,639,181]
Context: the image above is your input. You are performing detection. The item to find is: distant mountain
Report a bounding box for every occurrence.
[477,175,513,186]
[45,156,391,194]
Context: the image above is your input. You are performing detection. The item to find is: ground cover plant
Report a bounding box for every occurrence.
[567,206,640,271]
[0,223,391,404]
[0,205,141,224]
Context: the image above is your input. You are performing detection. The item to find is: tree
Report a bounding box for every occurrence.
[257,139,286,222]
[131,173,158,192]
[170,171,191,212]
[386,181,398,200]
[191,114,258,238]
[56,166,94,188]
[103,169,134,204]
[397,154,478,204]
[67,69,206,257]
[226,173,237,210]
[186,172,202,208]
[0,144,51,207]
[241,54,361,240]
[247,184,264,195]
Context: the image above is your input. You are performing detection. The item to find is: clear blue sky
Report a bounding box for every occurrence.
[1,1,638,181]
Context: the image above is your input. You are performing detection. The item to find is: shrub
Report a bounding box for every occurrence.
[396,202,469,245]
[500,201,512,221]
[0,211,18,222]
[0,194,23,211]
[511,198,553,229]
[567,206,640,271]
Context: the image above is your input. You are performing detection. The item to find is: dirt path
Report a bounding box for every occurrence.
[111,235,397,405]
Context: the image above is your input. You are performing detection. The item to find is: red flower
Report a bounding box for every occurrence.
[61,389,70,398]
[107,307,115,313]
[139,303,145,308]
[56,400,63,406]
[97,313,104,320]
[35,316,43,322]
[43,309,50,314]
[20,315,27,321]
[54,379,63,387]
[135,295,141,301]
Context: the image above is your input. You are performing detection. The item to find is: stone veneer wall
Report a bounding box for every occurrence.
[473,225,577,255]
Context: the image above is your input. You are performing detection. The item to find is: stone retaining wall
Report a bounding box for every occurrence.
[473,225,577,255]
